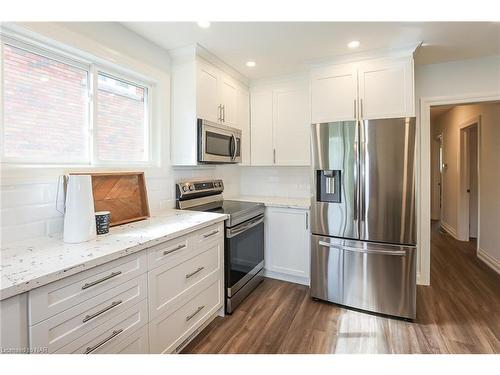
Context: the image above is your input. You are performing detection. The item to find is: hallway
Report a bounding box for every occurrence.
[183,223,500,354]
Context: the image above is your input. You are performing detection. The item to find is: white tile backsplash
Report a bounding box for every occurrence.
[239,166,310,199]
[0,164,308,244]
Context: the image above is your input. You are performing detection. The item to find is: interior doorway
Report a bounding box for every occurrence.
[460,122,479,242]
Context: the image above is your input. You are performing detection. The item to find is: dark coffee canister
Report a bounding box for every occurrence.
[95,211,111,235]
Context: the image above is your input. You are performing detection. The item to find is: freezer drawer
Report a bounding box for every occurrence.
[343,240,415,319]
[310,235,343,303]
[312,237,416,319]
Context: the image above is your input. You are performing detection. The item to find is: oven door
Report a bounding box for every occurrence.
[225,214,264,297]
[198,119,242,163]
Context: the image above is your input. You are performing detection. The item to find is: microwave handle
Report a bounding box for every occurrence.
[231,134,237,160]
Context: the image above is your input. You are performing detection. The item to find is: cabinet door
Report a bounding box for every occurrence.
[358,56,414,119]
[236,87,251,165]
[250,90,274,165]
[265,207,310,285]
[273,82,311,166]
[311,64,358,123]
[219,75,238,127]
[197,63,220,123]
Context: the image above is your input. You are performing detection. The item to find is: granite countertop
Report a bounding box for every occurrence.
[230,196,311,209]
[0,209,227,301]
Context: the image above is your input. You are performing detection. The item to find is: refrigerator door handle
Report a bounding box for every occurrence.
[318,241,407,256]
[353,121,359,225]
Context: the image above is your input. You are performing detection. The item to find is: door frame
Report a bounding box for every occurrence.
[418,92,499,285]
[457,117,480,243]
[431,133,443,221]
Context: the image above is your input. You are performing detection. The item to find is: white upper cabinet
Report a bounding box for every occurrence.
[358,56,414,119]
[250,89,274,165]
[273,82,310,166]
[196,63,221,123]
[170,46,250,166]
[311,64,358,123]
[219,75,238,127]
[236,88,251,165]
[250,77,311,166]
[310,54,415,123]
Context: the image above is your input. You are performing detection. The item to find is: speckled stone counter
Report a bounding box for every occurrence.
[0,209,227,301]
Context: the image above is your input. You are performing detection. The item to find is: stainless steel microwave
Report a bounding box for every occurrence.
[198,119,242,164]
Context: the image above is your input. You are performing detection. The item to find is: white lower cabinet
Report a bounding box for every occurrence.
[19,221,225,354]
[149,278,223,354]
[264,207,310,286]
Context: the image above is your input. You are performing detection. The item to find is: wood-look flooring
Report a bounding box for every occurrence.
[182,222,500,354]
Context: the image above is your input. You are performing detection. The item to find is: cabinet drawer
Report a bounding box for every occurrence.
[148,242,222,320]
[195,223,223,245]
[99,324,149,354]
[29,252,147,325]
[147,223,223,271]
[149,278,222,354]
[55,299,148,354]
[30,274,147,353]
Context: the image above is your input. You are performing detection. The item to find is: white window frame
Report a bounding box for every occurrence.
[0,31,155,168]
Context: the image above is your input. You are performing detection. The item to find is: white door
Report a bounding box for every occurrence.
[265,207,310,284]
[358,56,414,119]
[237,87,251,165]
[311,64,358,123]
[273,83,311,165]
[250,89,274,165]
[219,75,238,127]
[197,63,220,123]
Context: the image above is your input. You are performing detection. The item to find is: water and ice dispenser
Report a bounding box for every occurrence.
[316,170,341,203]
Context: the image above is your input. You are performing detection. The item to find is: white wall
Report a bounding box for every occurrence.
[431,103,500,264]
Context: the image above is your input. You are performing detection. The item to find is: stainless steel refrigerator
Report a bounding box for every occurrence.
[310,118,417,319]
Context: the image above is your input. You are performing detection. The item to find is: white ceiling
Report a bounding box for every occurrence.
[123,22,500,80]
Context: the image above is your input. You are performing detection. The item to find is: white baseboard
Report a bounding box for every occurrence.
[477,248,500,275]
[264,269,310,286]
[440,221,458,239]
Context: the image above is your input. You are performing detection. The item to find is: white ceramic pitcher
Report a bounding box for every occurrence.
[62,175,96,243]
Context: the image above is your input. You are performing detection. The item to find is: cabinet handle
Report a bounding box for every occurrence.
[186,266,205,279]
[217,104,222,122]
[186,305,205,322]
[163,243,186,256]
[360,99,363,118]
[354,99,356,119]
[273,149,276,164]
[85,329,123,354]
[82,271,122,290]
[306,212,309,230]
[83,300,122,323]
[222,105,225,122]
[203,229,219,238]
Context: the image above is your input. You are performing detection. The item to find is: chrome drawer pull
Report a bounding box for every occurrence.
[82,300,123,323]
[85,329,123,354]
[186,267,205,279]
[318,241,407,256]
[203,229,219,238]
[163,243,186,256]
[186,305,205,322]
[82,271,122,290]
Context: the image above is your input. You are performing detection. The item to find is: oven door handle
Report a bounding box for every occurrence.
[226,214,264,238]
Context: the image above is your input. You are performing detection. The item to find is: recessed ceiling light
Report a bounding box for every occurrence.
[197,21,211,29]
[246,61,256,68]
[348,40,360,49]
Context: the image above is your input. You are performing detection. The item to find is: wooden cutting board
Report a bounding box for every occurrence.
[70,172,150,227]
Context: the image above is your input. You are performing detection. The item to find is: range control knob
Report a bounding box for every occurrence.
[189,185,195,191]
[182,186,188,192]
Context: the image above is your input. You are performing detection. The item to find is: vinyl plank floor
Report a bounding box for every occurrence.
[182,222,500,354]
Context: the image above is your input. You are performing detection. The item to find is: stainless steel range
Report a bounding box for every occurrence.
[176,179,265,314]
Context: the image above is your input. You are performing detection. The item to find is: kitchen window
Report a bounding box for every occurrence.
[1,35,152,166]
